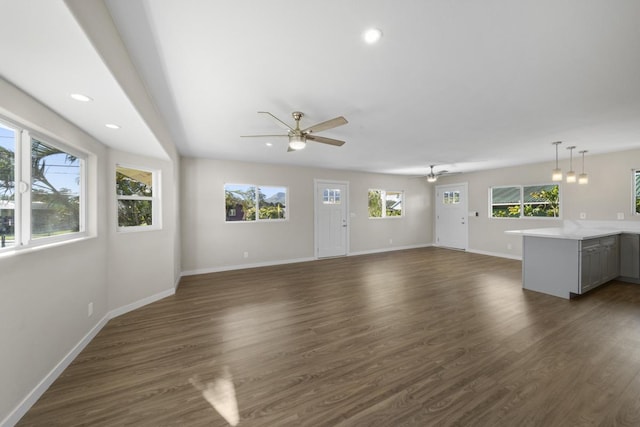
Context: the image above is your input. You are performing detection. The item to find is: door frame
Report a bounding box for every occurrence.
[314,179,350,258]
[435,182,469,250]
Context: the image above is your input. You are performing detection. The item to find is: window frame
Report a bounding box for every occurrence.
[368,189,405,219]
[224,183,289,223]
[115,163,161,232]
[633,169,640,216]
[0,115,89,252]
[489,183,561,219]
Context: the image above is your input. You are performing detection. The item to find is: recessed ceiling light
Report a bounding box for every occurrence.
[363,28,383,44]
[105,123,120,130]
[70,93,93,102]
[265,142,273,147]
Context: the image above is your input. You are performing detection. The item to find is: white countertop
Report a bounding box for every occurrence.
[505,227,636,240]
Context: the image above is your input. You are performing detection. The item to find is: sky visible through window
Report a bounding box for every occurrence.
[0,126,79,196]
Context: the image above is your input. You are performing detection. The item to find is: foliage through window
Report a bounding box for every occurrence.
[31,138,82,238]
[635,170,640,215]
[491,184,560,218]
[116,165,157,229]
[0,117,86,250]
[225,184,287,222]
[368,189,403,218]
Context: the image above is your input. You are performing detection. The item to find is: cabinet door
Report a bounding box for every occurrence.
[581,246,602,292]
[620,234,640,279]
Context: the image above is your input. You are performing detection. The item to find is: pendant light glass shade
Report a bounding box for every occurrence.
[578,150,588,184]
[551,141,563,181]
[566,146,576,183]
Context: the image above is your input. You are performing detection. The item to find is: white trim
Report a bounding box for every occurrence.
[2,288,175,427]
[348,243,432,257]
[181,256,316,276]
[1,314,109,427]
[465,247,522,261]
[108,287,175,319]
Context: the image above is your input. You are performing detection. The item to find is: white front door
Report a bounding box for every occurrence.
[315,180,348,258]
[435,183,468,250]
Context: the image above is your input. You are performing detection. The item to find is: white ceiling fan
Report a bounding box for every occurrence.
[241,111,348,152]
[425,164,459,182]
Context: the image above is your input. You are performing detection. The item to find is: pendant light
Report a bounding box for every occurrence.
[578,150,588,184]
[566,146,576,183]
[551,141,563,181]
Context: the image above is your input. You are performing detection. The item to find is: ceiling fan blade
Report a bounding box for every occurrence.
[306,134,345,146]
[302,116,348,134]
[240,134,289,138]
[258,111,294,131]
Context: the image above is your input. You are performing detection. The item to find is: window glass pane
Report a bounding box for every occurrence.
[635,170,640,215]
[0,123,15,248]
[491,186,520,217]
[31,138,81,238]
[116,166,152,197]
[225,184,256,221]
[118,200,153,226]
[258,186,287,220]
[323,188,341,205]
[368,189,382,218]
[116,165,155,228]
[523,184,559,217]
[385,191,403,216]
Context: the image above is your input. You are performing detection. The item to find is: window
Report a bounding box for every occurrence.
[368,189,404,218]
[490,184,560,218]
[443,190,460,205]
[0,122,15,248]
[0,117,87,251]
[323,188,341,204]
[116,165,159,230]
[225,184,287,222]
[31,138,82,238]
[635,170,640,215]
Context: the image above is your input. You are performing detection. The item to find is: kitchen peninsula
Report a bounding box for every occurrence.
[506,226,640,299]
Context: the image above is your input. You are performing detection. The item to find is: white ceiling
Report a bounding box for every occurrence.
[2,0,640,175]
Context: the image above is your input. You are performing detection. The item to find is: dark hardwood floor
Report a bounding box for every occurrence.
[17,248,640,426]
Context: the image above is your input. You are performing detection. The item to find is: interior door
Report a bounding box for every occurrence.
[315,181,348,258]
[435,183,468,250]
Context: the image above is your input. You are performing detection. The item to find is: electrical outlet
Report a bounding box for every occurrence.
[243,251,249,258]
[88,302,93,317]
[507,243,512,250]
[389,238,393,245]
[579,212,586,219]
[617,212,625,220]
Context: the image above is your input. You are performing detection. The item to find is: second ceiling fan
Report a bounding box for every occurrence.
[242,111,348,152]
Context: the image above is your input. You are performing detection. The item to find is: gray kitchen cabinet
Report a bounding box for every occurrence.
[600,235,619,283]
[580,238,602,293]
[620,233,640,282]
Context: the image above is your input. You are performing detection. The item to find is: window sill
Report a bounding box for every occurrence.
[0,233,95,259]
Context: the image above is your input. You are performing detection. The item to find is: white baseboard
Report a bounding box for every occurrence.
[2,288,175,427]
[108,288,175,319]
[1,313,109,427]
[181,256,316,277]
[466,248,522,261]
[348,243,433,257]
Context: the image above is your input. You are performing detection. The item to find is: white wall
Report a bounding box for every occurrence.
[0,79,109,421]
[107,150,178,310]
[437,148,640,258]
[181,158,432,274]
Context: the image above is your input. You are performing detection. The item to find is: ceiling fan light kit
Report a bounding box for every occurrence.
[242,111,348,152]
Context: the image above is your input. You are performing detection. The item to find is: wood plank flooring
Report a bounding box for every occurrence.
[17,247,640,426]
